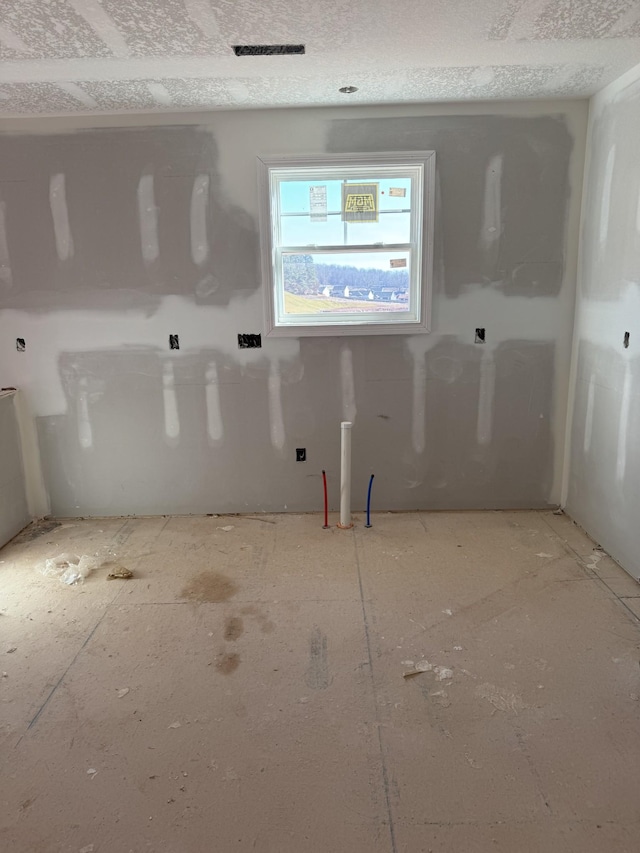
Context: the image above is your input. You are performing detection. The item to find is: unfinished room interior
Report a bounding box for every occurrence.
[1,1,640,851]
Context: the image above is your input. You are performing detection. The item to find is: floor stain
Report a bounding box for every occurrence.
[181,572,238,603]
[224,616,243,641]
[477,682,525,714]
[305,627,330,690]
[216,652,240,675]
[13,520,60,542]
[241,604,274,633]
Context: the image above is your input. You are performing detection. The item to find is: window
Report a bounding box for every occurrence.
[257,152,435,336]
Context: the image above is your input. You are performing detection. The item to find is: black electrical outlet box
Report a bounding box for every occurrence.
[296,448,306,462]
[238,333,262,349]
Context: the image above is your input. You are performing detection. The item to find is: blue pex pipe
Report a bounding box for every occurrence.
[365,474,374,528]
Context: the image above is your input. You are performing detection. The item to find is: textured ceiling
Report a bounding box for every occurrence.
[1,0,640,116]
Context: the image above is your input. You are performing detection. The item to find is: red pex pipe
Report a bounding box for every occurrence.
[322,470,329,529]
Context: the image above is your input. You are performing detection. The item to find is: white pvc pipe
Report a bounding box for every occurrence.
[338,421,353,529]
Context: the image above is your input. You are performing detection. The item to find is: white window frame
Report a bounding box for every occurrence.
[257,151,436,337]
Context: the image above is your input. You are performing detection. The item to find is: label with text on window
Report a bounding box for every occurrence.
[342,182,379,222]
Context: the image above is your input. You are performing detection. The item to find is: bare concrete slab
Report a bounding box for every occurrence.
[1,511,639,852]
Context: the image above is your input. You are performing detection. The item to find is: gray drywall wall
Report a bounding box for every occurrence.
[0,102,586,516]
[0,392,30,545]
[566,64,640,579]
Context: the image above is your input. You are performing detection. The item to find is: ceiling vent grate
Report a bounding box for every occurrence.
[233,44,305,56]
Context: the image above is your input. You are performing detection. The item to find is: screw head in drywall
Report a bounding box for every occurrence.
[339,86,358,94]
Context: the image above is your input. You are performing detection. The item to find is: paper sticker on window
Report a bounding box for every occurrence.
[309,185,327,222]
[389,187,406,198]
[390,258,407,268]
[342,182,378,222]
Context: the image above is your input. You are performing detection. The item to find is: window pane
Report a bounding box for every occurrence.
[281,251,411,317]
[345,211,411,246]
[277,175,412,247]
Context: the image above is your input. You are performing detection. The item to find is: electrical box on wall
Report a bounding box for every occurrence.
[238,333,262,349]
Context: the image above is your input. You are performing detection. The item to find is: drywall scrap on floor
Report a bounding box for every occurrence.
[566,62,640,579]
[0,102,586,516]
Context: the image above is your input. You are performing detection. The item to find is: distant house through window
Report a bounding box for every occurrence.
[257,152,435,336]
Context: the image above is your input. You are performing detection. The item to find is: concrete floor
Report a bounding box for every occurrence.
[1,511,640,853]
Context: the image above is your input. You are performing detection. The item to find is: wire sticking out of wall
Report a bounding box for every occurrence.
[322,470,329,529]
[365,474,374,528]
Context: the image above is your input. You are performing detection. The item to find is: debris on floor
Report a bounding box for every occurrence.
[403,660,454,681]
[476,682,525,713]
[106,565,134,580]
[38,550,129,585]
[39,553,78,578]
[218,525,235,532]
[403,660,434,678]
[39,553,102,585]
[116,687,130,698]
[434,666,453,681]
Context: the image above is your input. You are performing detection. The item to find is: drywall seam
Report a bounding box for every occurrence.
[477,348,495,446]
[12,389,50,518]
[590,58,640,109]
[205,360,223,443]
[560,90,596,507]
[137,173,159,264]
[49,173,74,260]
[0,289,567,421]
[162,360,181,444]
[66,0,130,58]
[0,24,31,54]
[615,361,632,483]
[0,98,587,135]
[599,145,616,244]
[183,0,220,39]
[479,153,503,251]
[0,200,12,287]
[268,360,285,451]
[190,173,209,265]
